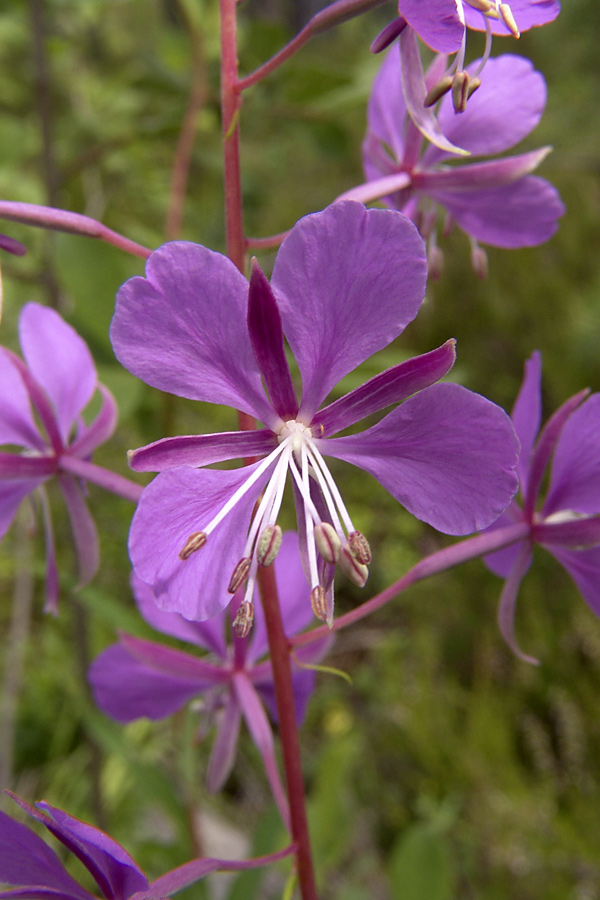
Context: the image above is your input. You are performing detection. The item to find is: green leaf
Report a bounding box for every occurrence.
[388,824,455,900]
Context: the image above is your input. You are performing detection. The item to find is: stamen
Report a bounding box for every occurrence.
[339,546,369,588]
[348,531,371,565]
[314,522,342,564]
[257,524,283,566]
[233,600,254,638]
[243,444,291,559]
[473,17,493,78]
[499,2,520,37]
[305,443,355,538]
[310,586,328,622]
[452,71,470,113]
[424,75,453,108]
[228,556,251,593]
[464,0,494,11]
[179,531,207,560]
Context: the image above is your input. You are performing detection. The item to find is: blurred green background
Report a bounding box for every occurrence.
[1,0,600,898]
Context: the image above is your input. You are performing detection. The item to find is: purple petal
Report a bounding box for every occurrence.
[129,430,276,473]
[89,642,218,723]
[69,386,118,459]
[534,515,600,548]
[399,28,470,156]
[19,305,97,445]
[0,480,45,541]
[366,45,408,161]
[463,0,560,35]
[254,663,318,726]
[131,574,226,656]
[511,351,542,497]
[544,394,600,516]
[0,350,45,450]
[111,242,276,426]
[272,202,427,420]
[548,545,600,618]
[0,809,92,900]
[247,261,298,421]
[321,382,519,535]
[497,541,539,664]
[129,463,273,621]
[398,0,464,51]
[58,475,99,587]
[206,691,242,793]
[483,504,529,577]
[416,149,551,192]
[248,531,314,663]
[313,340,456,436]
[0,453,55,478]
[430,176,565,248]
[0,888,92,900]
[424,55,547,164]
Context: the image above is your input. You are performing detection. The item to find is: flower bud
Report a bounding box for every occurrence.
[257,524,283,566]
[471,245,489,280]
[233,600,254,638]
[339,545,369,588]
[314,522,341,564]
[227,557,251,593]
[179,531,207,560]
[348,530,371,565]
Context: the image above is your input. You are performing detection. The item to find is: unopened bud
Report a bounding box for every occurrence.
[420,209,438,241]
[452,71,470,113]
[310,585,328,622]
[227,557,251,593]
[233,600,254,638]
[424,75,453,108]
[257,524,283,566]
[339,546,369,588]
[471,245,489,280]
[427,244,444,281]
[314,522,341,564]
[348,531,371,565]
[467,76,481,99]
[179,531,207,560]
[499,2,520,37]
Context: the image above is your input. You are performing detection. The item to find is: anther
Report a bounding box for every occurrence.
[179,531,207,560]
[339,546,369,588]
[348,531,371,565]
[465,0,494,11]
[314,522,342,564]
[467,76,481,99]
[233,600,254,638]
[452,71,470,113]
[499,3,520,37]
[256,524,283,566]
[227,557,252,593]
[310,585,328,622]
[424,75,453,108]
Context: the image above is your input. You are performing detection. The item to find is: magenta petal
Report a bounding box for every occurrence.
[272,202,427,419]
[543,394,600,516]
[206,691,242,793]
[129,430,275,473]
[463,0,560,34]
[19,304,97,445]
[58,475,99,587]
[313,340,456,436]
[425,55,547,164]
[89,643,211,723]
[511,351,542,496]
[366,45,408,160]
[0,480,45,540]
[497,541,539,664]
[129,463,273,621]
[398,0,464,51]
[111,242,275,425]
[0,350,45,450]
[322,382,519,534]
[131,574,226,656]
[0,810,92,900]
[69,386,118,459]
[548,545,600,618]
[430,176,565,248]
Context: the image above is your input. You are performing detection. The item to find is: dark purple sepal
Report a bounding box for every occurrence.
[370,16,407,52]
[0,888,92,900]
[0,234,27,256]
[247,260,298,421]
[312,340,456,436]
[129,429,276,472]
[0,452,56,477]
[533,515,600,548]
[3,351,63,454]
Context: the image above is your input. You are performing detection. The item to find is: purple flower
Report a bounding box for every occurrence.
[0,791,292,900]
[0,303,129,612]
[356,51,564,272]
[111,201,519,623]
[484,352,600,663]
[89,533,329,823]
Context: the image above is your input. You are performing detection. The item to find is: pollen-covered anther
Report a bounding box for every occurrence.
[233,600,254,638]
[257,524,283,567]
[314,522,342,564]
[310,585,328,622]
[452,71,470,113]
[424,75,453,108]
[178,531,207,560]
[465,0,494,11]
[467,76,481,100]
[227,557,252,593]
[348,530,371,565]
[499,2,520,37]
[339,545,369,588]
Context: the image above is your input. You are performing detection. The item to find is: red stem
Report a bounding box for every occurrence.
[220,0,245,272]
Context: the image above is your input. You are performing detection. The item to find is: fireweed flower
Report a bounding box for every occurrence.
[0,303,141,611]
[484,352,600,663]
[111,201,519,624]
[354,52,564,274]
[372,1,560,149]
[0,792,292,900]
[89,533,329,824]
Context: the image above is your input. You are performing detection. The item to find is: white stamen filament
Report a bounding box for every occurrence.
[242,443,291,559]
[306,441,357,537]
[300,442,320,590]
[473,18,493,78]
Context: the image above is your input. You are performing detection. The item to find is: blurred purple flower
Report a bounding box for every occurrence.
[0,303,140,612]
[111,201,519,623]
[354,52,564,274]
[0,791,292,900]
[89,533,330,825]
[484,352,600,663]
